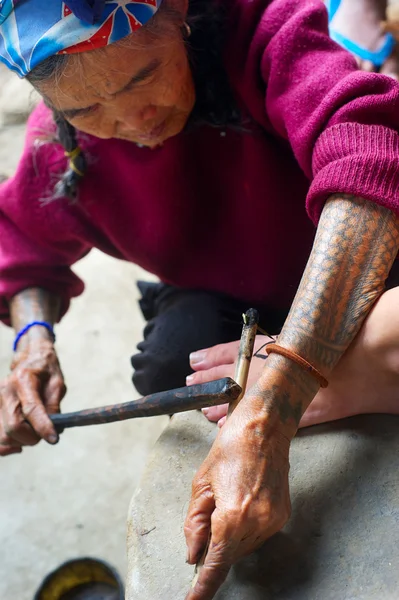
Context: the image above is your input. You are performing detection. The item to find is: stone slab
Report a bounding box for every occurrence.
[127,410,399,599]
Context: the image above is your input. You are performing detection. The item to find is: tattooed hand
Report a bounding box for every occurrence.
[0,288,64,456]
[184,374,293,600]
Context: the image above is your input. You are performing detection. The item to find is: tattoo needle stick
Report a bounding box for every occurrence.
[191,308,259,588]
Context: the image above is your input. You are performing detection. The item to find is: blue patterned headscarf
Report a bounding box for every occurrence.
[0,0,162,77]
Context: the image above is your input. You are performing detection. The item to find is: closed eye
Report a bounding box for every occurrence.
[58,58,161,120]
[124,61,160,89]
[63,104,100,120]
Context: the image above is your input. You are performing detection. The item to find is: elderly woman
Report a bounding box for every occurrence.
[2,0,399,598]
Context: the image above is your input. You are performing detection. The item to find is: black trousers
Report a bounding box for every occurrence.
[131,282,289,396]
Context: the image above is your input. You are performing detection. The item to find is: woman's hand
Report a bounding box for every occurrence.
[187,335,271,425]
[184,388,291,600]
[0,338,66,456]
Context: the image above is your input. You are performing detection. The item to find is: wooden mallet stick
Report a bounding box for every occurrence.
[49,378,241,433]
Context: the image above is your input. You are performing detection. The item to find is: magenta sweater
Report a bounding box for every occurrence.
[2,0,399,325]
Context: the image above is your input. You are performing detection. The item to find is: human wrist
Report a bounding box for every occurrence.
[245,354,320,439]
[13,323,55,352]
[10,288,59,352]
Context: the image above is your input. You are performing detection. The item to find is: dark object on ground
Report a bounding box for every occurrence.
[60,582,118,600]
[33,557,123,600]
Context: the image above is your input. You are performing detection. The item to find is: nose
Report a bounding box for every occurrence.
[141,105,158,121]
[119,104,158,131]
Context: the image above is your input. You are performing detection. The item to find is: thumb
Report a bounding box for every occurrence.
[185,480,215,565]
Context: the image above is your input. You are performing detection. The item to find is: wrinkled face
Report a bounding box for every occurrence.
[39,23,195,148]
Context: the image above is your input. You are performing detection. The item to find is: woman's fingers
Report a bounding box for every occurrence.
[187,365,235,386]
[189,336,270,374]
[217,416,227,428]
[189,341,240,371]
[43,373,67,414]
[202,404,229,423]
[0,441,22,456]
[185,505,257,600]
[185,535,234,600]
[185,477,216,565]
[15,372,58,444]
[187,354,266,400]
[0,396,23,456]
[0,386,40,446]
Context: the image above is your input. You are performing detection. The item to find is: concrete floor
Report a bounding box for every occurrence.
[0,70,168,599]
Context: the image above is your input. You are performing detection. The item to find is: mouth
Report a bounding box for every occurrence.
[135,120,167,143]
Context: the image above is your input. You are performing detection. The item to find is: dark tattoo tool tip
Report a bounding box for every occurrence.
[242,307,259,328]
[49,377,242,433]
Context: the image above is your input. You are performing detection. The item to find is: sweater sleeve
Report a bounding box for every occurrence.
[0,107,89,326]
[256,0,399,222]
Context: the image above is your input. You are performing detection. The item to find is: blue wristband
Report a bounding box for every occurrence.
[13,321,56,352]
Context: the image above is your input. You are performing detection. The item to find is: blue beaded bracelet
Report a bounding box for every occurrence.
[13,321,56,352]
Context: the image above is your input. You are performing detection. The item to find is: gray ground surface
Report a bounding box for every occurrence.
[0,66,168,599]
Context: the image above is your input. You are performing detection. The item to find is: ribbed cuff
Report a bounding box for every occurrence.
[308,122,399,224]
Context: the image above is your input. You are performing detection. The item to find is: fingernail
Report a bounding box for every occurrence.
[48,434,59,445]
[186,375,194,384]
[189,351,206,366]
[202,408,210,416]
[186,550,191,563]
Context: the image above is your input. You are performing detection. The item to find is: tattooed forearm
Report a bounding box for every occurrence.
[10,288,61,346]
[279,195,399,369]
[256,195,399,433]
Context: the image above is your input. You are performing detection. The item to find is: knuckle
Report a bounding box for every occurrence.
[220,507,242,530]
[51,374,65,389]
[45,354,58,368]
[17,366,32,382]
[22,401,43,419]
[191,474,209,495]
[257,498,290,532]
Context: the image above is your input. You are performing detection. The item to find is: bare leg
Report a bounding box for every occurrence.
[300,286,399,427]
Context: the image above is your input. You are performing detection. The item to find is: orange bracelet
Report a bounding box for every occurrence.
[265,344,329,388]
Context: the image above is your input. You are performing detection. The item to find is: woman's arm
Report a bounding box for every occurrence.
[263,194,399,435]
[184,195,399,600]
[10,287,60,344]
[0,288,65,456]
